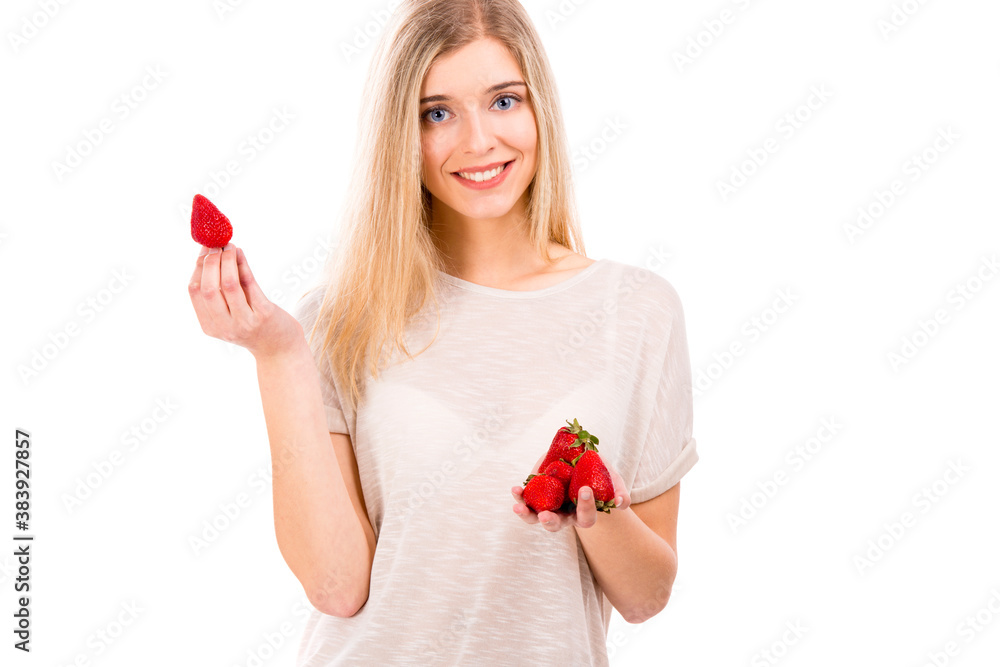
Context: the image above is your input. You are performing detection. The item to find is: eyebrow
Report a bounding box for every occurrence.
[420,80,526,105]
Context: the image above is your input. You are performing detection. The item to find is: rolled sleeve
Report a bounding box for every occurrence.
[289,287,351,436]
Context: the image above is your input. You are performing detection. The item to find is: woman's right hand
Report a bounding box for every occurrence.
[188,244,305,361]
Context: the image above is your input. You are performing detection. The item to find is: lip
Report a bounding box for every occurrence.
[451,160,514,190]
[451,160,510,174]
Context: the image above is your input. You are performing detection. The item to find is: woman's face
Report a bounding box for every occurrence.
[419,37,538,222]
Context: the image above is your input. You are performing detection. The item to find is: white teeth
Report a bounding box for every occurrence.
[458,162,507,182]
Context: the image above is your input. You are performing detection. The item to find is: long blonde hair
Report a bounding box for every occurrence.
[306,0,586,415]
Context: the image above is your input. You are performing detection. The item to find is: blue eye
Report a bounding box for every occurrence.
[422,107,451,124]
[420,93,523,124]
[493,93,522,110]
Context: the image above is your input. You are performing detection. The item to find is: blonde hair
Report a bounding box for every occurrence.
[306,0,586,415]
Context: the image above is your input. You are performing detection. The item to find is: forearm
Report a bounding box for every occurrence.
[255,339,372,616]
[574,507,677,624]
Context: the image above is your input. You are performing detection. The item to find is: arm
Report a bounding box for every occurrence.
[188,243,375,618]
[512,279,692,622]
[576,280,689,621]
[257,341,377,618]
[573,482,680,624]
[513,475,680,624]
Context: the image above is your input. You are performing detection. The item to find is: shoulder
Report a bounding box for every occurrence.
[605,259,685,319]
[602,261,689,360]
[551,248,596,270]
[289,285,324,323]
[289,284,337,337]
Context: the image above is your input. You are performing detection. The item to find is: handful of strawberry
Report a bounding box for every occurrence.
[521,418,618,515]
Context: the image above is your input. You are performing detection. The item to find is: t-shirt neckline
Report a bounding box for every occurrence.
[435,258,608,299]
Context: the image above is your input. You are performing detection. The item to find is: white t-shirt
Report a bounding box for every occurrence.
[289,257,699,666]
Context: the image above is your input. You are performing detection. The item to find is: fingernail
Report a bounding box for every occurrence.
[208,247,221,254]
[580,488,592,501]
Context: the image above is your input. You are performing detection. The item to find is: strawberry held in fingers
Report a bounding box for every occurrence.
[539,418,599,472]
[522,473,566,513]
[569,450,617,513]
[190,193,233,248]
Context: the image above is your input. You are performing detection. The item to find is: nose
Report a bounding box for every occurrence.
[460,108,496,156]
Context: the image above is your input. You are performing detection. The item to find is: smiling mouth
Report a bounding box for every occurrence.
[452,161,513,183]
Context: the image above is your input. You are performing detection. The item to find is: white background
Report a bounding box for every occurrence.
[2,0,999,665]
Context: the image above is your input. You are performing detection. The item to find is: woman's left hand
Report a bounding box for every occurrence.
[511,453,631,532]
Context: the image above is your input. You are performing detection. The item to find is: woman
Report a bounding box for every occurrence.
[188,0,698,664]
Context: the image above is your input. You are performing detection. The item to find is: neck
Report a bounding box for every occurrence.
[428,191,550,281]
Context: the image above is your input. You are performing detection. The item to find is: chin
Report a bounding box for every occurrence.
[459,201,517,219]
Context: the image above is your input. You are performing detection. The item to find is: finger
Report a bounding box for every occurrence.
[607,465,630,511]
[511,486,542,524]
[188,247,215,331]
[199,247,230,323]
[616,490,630,511]
[575,487,598,528]
[236,247,268,311]
[219,244,253,320]
[513,503,539,524]
[537,511,562,532]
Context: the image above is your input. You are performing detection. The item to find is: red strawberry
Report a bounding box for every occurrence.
[543,460,573,488]
[569,450,616,513]
[539,418,599,471]
[522,474,566,513]
[190,194,233,248]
